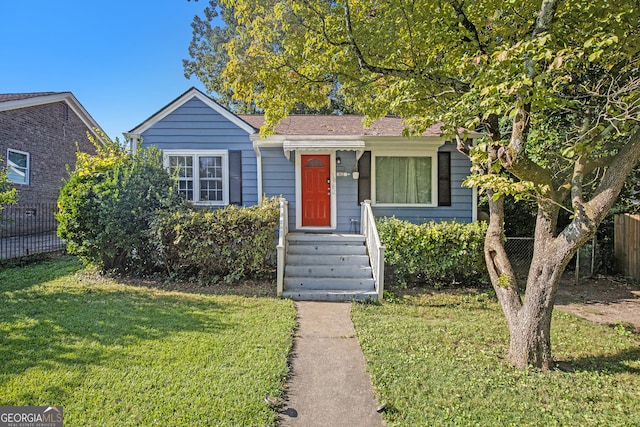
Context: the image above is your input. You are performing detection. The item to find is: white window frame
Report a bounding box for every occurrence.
[6,148,30,185]
[371,149,438,207]
[163,149,229,205]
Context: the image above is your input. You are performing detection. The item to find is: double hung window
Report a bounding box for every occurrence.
[164,150,228,205]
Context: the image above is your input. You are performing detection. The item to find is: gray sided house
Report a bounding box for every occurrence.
[128,87,477,231]
[128,87,477,301]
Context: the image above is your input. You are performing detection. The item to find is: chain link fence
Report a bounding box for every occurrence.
[1,203,65,261]
[504,237,534,279]
[505,236,598,282]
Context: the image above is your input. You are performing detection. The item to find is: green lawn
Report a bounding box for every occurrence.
[0,256,296,426]
[352,290,640,427]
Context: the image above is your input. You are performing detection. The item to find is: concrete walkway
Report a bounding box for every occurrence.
[279,302,385,427]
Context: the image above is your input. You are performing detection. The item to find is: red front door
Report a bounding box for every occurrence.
[301,154,331,226]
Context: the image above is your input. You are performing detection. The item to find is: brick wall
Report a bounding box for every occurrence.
[0,101,97,205]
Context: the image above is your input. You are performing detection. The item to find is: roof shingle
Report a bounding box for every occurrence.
[0,92,64,103]
[238,114,444,137]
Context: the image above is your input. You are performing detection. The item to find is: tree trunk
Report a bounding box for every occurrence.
[504,232,579,370]
[506,256,564,370]
[488,198,578,371]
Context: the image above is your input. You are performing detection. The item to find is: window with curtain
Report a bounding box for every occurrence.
[375,156,432,204]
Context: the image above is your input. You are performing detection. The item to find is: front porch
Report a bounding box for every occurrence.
[276,199,385,301]
[282,233,377,301]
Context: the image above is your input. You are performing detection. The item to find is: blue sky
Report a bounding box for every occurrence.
[1,1,217,141]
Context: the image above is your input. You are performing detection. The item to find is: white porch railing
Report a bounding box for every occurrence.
[361,200,385,301]
[276,197,289,296]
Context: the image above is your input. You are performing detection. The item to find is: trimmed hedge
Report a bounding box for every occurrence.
[57,133,280,283]
[377,217,488,287]
[149,197,280,283]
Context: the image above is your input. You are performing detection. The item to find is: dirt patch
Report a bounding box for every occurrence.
[386,275,640,334]
[556,275,640,333]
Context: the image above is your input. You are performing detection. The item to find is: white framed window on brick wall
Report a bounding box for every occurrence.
[7,148,30,185]
[163,150,229,205]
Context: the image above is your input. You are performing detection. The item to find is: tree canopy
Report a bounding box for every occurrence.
[184,0,356,114]
[187,0,640,369]
[184,1,254,112]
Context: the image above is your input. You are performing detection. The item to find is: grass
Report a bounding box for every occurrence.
[0,256,296,426]
[352,289,640,427]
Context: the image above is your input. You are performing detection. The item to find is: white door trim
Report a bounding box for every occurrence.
[295,151,337,230]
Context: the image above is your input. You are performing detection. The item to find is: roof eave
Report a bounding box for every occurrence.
[0,92,107,144]
[253,134,448,148]
[128,87,257,136]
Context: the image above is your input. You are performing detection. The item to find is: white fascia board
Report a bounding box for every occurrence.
[64,94,107,143]
[363,136,445,150]
[251,137,284,148]
[0,93,73,112]
[0,92,106,144]
[252,134,368,144]
[283,140,365,150]
[254,134,445,146]
[252,134,450,163]
[130,88,256,136]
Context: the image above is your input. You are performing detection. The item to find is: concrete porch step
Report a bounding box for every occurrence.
[287,233,365,244]
[282,289,378,302]
[284,277,375,291]
[283,233,377,302]
[285,264,373,278]
[287,244,367,256]
[286,254,370,266]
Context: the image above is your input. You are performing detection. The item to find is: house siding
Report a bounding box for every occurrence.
[139,97,259,206]
[336,151,362,232]
[260,146,296,228]
[371,143,474,223]
[134,90,476,229]
[260,145,473,233]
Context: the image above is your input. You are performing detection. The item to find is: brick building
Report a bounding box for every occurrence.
[0,92,103,236]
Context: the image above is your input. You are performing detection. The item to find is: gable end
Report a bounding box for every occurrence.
[129,88,256,136]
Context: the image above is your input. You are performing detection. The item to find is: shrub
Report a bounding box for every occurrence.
[377,217,488,287]
[149,197,280,283]
[57,133,183,273]
[0,157,18,218]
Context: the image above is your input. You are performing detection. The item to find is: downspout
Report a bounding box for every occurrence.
[472,186,478,222]
[127,133,140,156]
[252,138,263,204]
[470,138,478,222]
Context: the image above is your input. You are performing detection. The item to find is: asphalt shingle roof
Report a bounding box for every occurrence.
[0,92,64,103]
[238,114,444,137]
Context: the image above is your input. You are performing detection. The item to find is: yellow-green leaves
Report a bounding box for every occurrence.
[0,155,18,208]
[584,34,620,63]
[464,173,540,202]
[191,0,640,202]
